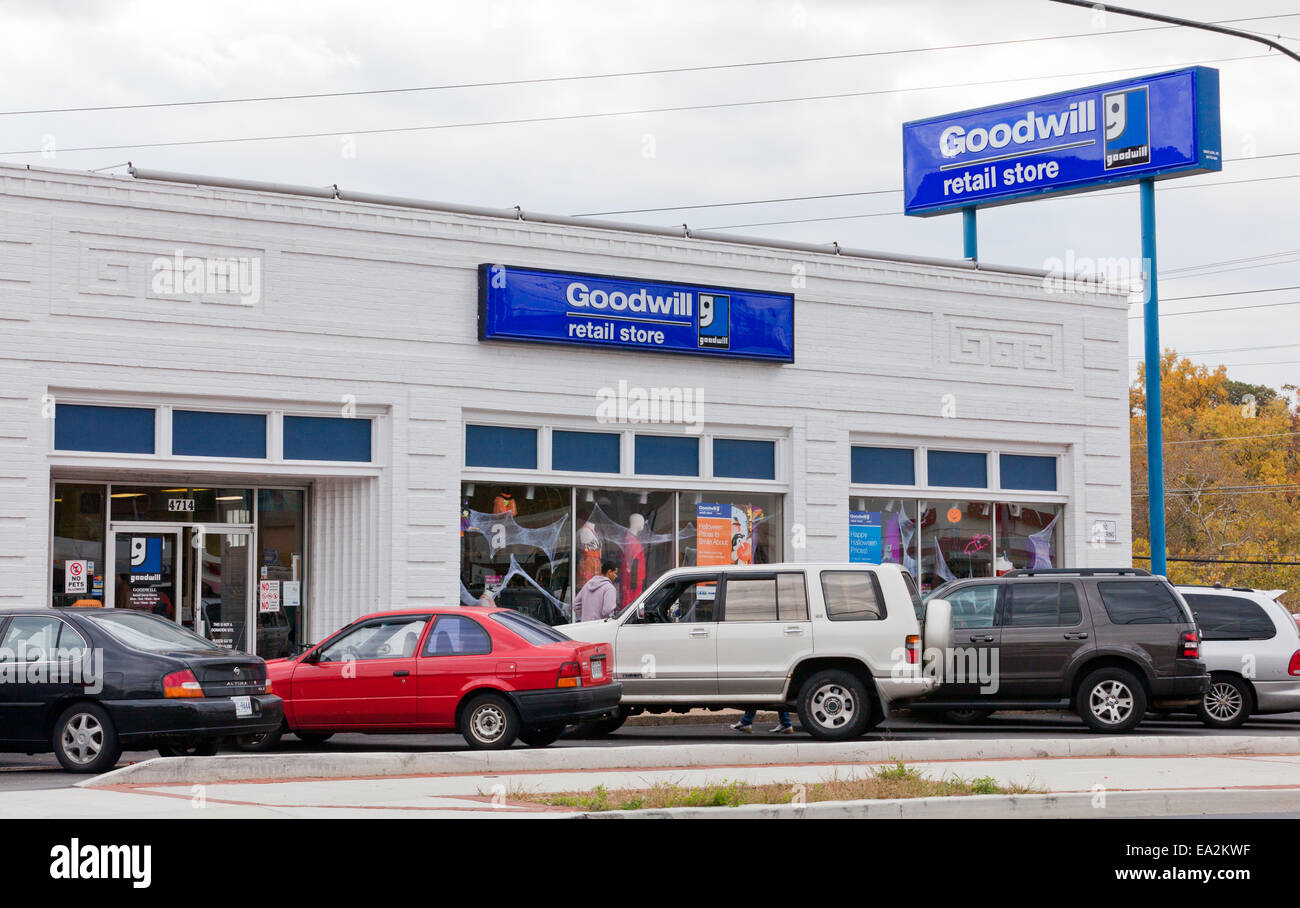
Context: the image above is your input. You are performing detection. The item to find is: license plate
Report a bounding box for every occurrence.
[232,696,253,718]
[591,659,604,680]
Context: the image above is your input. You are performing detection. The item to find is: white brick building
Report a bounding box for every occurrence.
[1,163,1131,655]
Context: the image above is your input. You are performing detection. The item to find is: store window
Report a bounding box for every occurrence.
[54,404,155,454]
[713,439,775,481]
[849,497,918,577]
[927,451,988,488]
[678,491,783,567]
[284,416,372,462]
[465,425,538,469]
[996,503,1061,573]
[851,446,915,486]
[553,430,620,474]
[257,489,306,657]
[110,487,253,523]
[172,410,267,459]
[919,500,994,593]
[1000,454,1057,491]
[461,484,571,623]
[634,435,699,476]
[575,488,675,612]
[51,483,106,606]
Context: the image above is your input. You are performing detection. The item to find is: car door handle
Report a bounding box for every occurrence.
[968,635,995,643]
[1064,633,1089,640]
[783,626,804,636]
[688,629,711,638]
[393,670,410,677]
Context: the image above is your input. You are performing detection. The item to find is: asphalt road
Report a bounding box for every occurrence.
[5,710,1300,792]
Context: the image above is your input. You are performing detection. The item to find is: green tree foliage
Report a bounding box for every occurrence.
[1131,352,1300,600]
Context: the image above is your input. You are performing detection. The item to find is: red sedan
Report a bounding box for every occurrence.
[241,607,619,750]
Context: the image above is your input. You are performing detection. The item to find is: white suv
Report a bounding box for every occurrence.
[560,562,940,740]
[1177,585,1300,728]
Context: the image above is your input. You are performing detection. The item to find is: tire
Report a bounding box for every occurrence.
[943,708,995,724]
[157,739,219,758]
[52,703,122,774]
[1197,674,1253,729]
[461,693,520,750]
[234,720,286,752]
[293,731,334,745]
[517,723,565,747]
[1076,668,1147,733]
[796,669,871,740]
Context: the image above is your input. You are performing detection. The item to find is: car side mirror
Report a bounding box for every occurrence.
[924,598,953,677]
[636,603,646,622]
[303,648,322,664]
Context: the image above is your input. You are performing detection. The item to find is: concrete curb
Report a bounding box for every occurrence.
[576,787,1300,819]
[80,734,1300,788]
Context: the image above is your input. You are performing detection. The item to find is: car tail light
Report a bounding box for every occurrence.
[1180,631,1199,659]
[163,669,204,698]
[557,661,582,688]
[905,634,920,665]
[1288,651,1300,677]
[264,679,273,694]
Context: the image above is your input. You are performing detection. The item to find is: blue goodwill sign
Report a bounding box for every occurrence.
[849,511,882,564]
[478,264,795,363]
[903,67,1221,216]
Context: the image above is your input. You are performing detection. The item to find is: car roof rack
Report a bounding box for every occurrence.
[1002,567,1152,577]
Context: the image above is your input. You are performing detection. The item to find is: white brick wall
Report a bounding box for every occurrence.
[1,165,1132,633]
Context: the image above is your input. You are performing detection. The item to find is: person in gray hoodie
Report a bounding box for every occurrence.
[574,555,620,622]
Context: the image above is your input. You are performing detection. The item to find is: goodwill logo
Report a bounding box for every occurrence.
[1103,86,1150,169]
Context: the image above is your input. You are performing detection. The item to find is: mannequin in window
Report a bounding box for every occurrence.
[576,510,602,589]
[620,513,647,607]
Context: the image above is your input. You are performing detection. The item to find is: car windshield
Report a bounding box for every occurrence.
[88,610,223,653]
[491,610,571,645]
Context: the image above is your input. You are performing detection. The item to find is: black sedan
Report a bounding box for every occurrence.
[0,607,282,773]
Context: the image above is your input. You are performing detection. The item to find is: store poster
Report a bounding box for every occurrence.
[849,511,882,563]
[697,503,760,566]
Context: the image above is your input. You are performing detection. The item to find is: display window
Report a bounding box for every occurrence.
[677,491,783,568]
[849,498,918,575]
[996,503,1062,573]
[920,501,995,592]
[574,489,675,613]
[52,484,106,606]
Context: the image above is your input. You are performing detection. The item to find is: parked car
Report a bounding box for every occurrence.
[559,563,940,741]
[243,607,619,750]
[904,568,1208,733]
[0,606,282,773]
[1175,585,1300,728]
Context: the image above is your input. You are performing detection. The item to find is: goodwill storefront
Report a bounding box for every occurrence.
[1,164,1131,646]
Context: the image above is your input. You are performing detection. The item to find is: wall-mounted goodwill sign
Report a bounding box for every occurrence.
[903,66,1221,216]
[478,264,795,363]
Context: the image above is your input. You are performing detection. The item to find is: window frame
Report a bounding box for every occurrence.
[819,569,888,622]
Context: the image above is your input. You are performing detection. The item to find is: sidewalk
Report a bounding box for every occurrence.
[7,736,1300,818]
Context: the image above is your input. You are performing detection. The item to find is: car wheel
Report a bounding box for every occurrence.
[52,703,122,774]
[157,740,220,757]
[1077,668,1147,733]
[796,669,871,740]
[461,693,520,750]
[1197,675,1253,729]
[517,723,565,747]
[942,709,995,724]
[293,731,334,745]
[235,720,286,752]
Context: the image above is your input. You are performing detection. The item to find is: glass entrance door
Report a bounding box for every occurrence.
[184,526,253,652]
[111,529,182,620]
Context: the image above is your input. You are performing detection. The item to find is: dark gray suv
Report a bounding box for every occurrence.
[907,568,1209,733]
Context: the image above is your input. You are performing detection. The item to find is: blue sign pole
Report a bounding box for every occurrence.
[1140,178,1166,576]
[962,208,977,261]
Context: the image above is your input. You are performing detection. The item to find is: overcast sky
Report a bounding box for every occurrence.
[3,0,1297,392]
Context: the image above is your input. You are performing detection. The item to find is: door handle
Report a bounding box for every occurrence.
[783,626,804,636]
[688,629,710,638]
[1064,633,1089,640]
[393,669,410,677]
[968,635,995,643]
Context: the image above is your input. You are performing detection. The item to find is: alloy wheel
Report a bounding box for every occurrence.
[1204,682,1244,721]
[809,683,855,730]
[1088,680,1135,726]
[61,713,104,766]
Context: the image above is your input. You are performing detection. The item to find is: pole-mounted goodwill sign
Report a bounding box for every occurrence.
[902,66,1221,215]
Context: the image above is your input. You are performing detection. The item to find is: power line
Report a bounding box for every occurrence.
[1127,287,1300,320]
[1133,555,1300,566]
[1130,431,1300,447]
[1130,340,1300,359]
[6,14,1295,118]
[0,50,1272,158]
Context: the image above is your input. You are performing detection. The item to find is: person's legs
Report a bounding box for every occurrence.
[731,708,758,732]
[769,711,794,733]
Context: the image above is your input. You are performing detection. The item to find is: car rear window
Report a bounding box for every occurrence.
[820,571,886,621]
[1182,593,1277,641]
[1096,581,1186,625]
[88,610,222,652]
[490,610,571,645]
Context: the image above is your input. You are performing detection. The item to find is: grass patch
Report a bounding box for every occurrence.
[499,762,1041,812]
